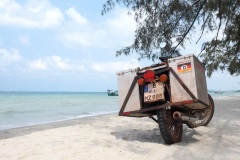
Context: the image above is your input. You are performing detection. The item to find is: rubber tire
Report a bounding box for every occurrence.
[187,94,215,128]
[157,108,183,144]
[202,94,215,126]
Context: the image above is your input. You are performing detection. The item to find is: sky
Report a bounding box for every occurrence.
[0,0,239,92]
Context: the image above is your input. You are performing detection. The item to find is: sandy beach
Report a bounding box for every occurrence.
[0,97,240,160]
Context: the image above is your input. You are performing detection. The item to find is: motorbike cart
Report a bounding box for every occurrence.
[116,54,214,144]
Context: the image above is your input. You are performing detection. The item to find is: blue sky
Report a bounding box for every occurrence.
[0,0,239,92]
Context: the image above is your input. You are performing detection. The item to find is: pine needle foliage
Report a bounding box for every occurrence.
[102,0,240,77]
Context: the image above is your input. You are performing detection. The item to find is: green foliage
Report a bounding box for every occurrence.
[102,0,240,76]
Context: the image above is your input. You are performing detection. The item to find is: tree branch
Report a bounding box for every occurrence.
[173,0,207,53]
[210,0,224,55]
[168,0,201,37]
[196,14,210,43]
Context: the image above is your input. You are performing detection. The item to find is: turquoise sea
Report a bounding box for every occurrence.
[0,92,118,130]
[0,91,239,131]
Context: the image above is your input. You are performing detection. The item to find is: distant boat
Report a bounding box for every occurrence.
[214,91,224,94]
[107,90,118,96]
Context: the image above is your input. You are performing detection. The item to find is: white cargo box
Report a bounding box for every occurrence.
[168,54,208,109]
[116,68,141,112]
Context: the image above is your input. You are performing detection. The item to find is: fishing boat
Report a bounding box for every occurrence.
[107,90,118,96]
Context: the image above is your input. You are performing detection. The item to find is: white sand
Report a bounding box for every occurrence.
[0,98,240,160]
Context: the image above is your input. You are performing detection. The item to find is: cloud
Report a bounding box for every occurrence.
[104,8,136,37]
[0,0,64,29]
[0,47,85,73]
[19,35,30,45]
[51,56,72,70]
[66,7,88,25]
[91,59,140,73]
[28,59,48,71]
[28,56,73,71]
[58,7,136,49]
[0,48,22,66]
[26,55,141,75]
[60,32,92,48]
[27,55,85,72]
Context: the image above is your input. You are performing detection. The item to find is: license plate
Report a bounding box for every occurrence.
[144,82,165,102]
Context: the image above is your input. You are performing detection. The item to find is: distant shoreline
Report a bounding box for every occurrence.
[0,91,107,93]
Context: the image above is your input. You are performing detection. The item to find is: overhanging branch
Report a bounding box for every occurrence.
[173,0,207,53]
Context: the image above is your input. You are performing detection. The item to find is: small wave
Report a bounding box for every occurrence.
[1,110,16,114]
[0,109,36,115]
[210,91,240,99]
[76,110,118,118]
[0,124,20,131]
[56,110,118,121]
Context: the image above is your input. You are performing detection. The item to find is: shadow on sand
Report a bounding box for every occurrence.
[111,126,199,145]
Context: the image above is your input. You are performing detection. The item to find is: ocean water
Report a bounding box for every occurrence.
[208,90,240,99]
[0,91,239,131]
[0,92,119,130]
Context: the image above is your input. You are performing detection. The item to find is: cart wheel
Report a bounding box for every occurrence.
[157,108,183,144]
[187,94,215,128]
